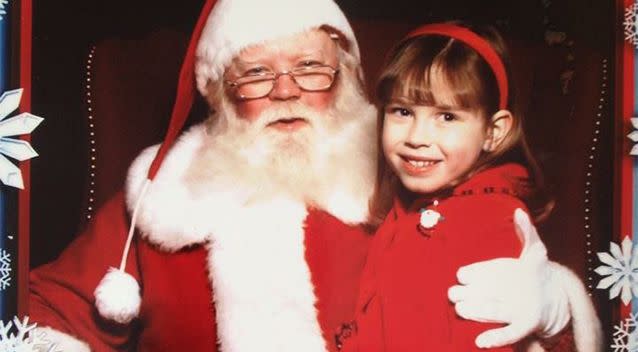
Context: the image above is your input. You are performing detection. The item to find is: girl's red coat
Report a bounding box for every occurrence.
[344,163,527,351]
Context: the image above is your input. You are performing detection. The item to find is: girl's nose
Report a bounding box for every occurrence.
[405,117,433,148]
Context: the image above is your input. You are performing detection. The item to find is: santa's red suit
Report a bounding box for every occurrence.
[31,0,378,348]
[30,123,376,352]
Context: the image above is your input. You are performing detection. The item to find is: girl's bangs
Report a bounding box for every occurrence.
[379,38,490,113]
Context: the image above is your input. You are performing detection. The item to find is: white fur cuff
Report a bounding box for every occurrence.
[35,326,91,352]
[551,262,603,352]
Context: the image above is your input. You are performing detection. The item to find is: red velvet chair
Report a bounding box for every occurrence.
[78,18,611,331]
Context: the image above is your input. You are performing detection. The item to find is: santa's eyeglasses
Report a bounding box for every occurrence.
[225,64,339,100]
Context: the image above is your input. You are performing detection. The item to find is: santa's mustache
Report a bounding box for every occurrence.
[251,102,325,130]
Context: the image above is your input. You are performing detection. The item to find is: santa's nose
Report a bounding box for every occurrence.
[269,74,302,100]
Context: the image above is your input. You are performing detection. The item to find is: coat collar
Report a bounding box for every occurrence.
[394,163,529,217]
[124,118,376,252]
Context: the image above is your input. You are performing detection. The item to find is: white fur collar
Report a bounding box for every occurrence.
[125,113,375,350]
[125,112,376,251]
[204,197,327,351]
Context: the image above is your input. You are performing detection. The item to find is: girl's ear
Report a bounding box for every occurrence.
[483,109,513,152]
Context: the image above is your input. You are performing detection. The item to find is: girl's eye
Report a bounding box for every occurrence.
[389,107,412,117]
[439,112,457,122]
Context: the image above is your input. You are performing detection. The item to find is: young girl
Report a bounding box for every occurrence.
[339,23,553,351]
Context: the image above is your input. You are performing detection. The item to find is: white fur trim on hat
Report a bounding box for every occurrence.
[195,0,360,95]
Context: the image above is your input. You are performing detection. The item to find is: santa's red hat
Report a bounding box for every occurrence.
[94,0,360,324]
[195,0,360,95]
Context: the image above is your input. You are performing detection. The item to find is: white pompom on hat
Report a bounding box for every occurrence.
[94,0,359,324]
[94,267,142,324]
[194,0,361,96]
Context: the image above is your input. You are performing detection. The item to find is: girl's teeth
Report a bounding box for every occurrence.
[408,160,435,168]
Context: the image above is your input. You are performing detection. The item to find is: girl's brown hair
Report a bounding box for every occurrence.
[368,22,553,227]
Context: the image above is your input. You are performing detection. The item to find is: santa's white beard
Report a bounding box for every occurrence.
[219,103,323,194]
[190,78,378,211]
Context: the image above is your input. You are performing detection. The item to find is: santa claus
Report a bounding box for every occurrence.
[29,0,601,351]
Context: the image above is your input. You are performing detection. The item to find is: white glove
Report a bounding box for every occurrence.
[447,208,570,348]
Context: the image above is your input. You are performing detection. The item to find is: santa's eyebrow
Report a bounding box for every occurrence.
[297,50,325,58]
[234,58,265,67]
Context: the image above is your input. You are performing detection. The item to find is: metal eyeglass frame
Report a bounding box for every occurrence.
[225,64,340,100]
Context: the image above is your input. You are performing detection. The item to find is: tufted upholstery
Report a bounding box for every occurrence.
[80,20,610,315]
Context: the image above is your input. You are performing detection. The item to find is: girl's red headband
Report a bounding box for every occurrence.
[398,23,509,110]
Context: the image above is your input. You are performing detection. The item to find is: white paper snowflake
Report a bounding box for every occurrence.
[0,316,58,352]
[612,313,638,352]
[0,0,8,21]
[0,89,43,189]
[0,249,10,291]
[629,118,638,156]
[595,236,638,305]
[626,1,638,48]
